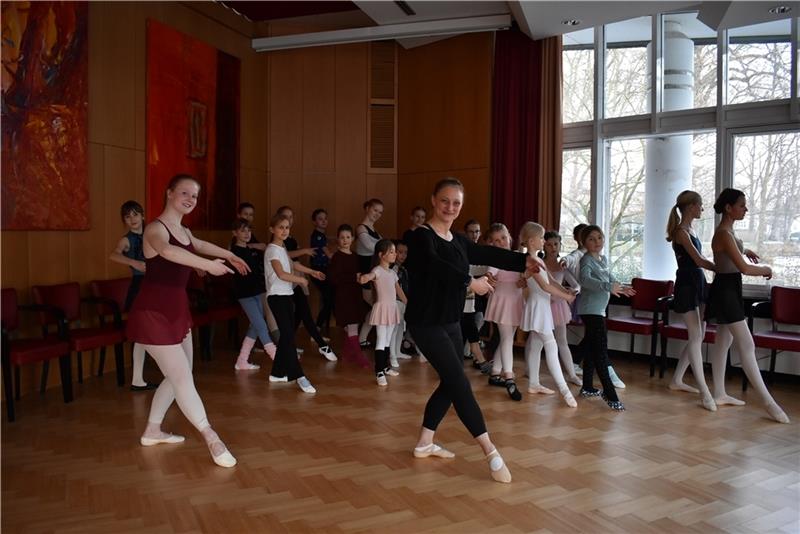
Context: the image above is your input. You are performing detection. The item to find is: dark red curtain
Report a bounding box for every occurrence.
[491,27,562,240]
[491,27,541,239]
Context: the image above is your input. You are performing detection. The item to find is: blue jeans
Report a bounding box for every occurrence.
[238,294,272,346]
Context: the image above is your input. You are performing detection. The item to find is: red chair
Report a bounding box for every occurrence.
[89,278,132,376]
[658,294,720,379]
[1,288,73,422]
[187,273,242,361]
[187,273,215,361]
[747,286,800,386]
[32,282,126,387]
[606,277,674,377]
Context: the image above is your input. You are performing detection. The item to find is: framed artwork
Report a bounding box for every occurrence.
[146,19,240,229]
[1,1,89,230]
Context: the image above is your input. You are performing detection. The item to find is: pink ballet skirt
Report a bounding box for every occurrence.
[369,266,401,325]
[484,268,523,326]
[550,299,572,327]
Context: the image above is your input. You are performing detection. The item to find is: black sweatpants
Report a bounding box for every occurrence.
[292,286,326,347]
[268,295,305,381]
[580,314,618,402]
[409,322,487,437]
[310,275,333,330]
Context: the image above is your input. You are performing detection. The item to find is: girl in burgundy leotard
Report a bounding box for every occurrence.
[126,174,250,468]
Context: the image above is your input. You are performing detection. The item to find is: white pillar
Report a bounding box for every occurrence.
[643,20,693,280]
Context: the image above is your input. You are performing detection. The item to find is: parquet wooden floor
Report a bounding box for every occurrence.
[3,334,799,533]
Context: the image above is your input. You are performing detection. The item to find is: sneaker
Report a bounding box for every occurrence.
[297,376,316,393]
[385,368,399,377]
[573,364,583,376]
[318,345,337,362]
[579,387,601,398]
[601,391,625,411]
[607,366,626,389]
[376,372,388,386]
[269,375,288,383]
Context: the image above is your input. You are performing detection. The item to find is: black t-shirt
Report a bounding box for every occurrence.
[230,245,266,298]
[405,225,527,325]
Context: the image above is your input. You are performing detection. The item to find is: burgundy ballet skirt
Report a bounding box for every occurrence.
[126,224,194,345]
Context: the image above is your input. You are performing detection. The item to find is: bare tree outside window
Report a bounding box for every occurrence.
[560,148,592,252]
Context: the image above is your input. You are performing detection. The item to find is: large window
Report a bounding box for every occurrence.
[560,148,591,252]
[662,12,717,110]
[728,20,792,104]
[562,29,594,123]
[732,130,800,287]
[606,16,651,118]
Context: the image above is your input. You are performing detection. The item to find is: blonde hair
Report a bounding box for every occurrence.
[666,190,702,242]
[518,221,545,245]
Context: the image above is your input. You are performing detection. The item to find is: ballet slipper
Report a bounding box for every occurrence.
[714,394,746,406]
[234,361,260,371]
[567,375,583,386]
[527,384,555,395]
[701,394,717,412]
[413,443,455,459]
[264,343,277,360]
[669,382,700,394]
[558,385,578,408]
[140,432,185,446]
[766,403,790,424]
[486,449,511,483]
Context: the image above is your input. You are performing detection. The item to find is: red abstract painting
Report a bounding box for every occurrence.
[146,20,240,230]
[1,1,89,230]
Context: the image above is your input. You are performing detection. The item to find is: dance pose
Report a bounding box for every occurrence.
[405,178,539,483]
[665,190,717,411]
[127,174,248,468]
[109,200,158,391]
[519,223,578,408]
[230,218,276,370]
[577,225,636,411]
[483,223,525,401]
[358,239,407,385]
[356,199,384,345]
[309,208,334,332]
[706,189,789,423]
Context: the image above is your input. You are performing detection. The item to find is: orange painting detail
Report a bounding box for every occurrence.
[1,1,89,230]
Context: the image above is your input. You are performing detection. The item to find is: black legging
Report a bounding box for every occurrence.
[310,276,333,329]
[292,286,326,347]
[460,312,480,343]
[409,322,487,437]
[268,295,305,381]
[580,314,618,402]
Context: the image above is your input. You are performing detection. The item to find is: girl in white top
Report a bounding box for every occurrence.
[358,239,407,386]
[542,231,582,386]
[264,214,325,394]
[520,222,578,408]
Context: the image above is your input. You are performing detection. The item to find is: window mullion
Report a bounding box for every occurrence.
[651,14,663,133]
[592,24,606,228]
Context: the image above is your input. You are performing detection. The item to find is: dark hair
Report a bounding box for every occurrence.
[363,198,383,211]
[232,217,251,231]
[433,177,464,195]
[311,208,327,221]
[572,223,588,241]
[411,206,426,215]
[486,222,508,239]
[580,224,604,246]
[372,238,395,267]
[237,202,254,213]
[120,200,144,222]
[337,223,354,236]
[276,205,292,216]
[393,239,407,249]
[269,213,290,228]
[544,230,561,241]
[464,218,480,231]
[713,188,745,215]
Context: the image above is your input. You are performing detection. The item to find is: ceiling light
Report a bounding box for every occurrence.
[561,19,581,26]
[769,5,791,14]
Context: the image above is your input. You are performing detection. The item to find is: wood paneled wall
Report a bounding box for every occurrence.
[397,32,494,234]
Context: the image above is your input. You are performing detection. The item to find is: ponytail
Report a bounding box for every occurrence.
[665,204,681,243]
[666,190,702,243]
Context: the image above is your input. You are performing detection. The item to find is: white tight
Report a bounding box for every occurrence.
[131,343,146,386]
[671,309,712,397]
[141,332,210,431]
[525,330,568,390]
[553,324,577,378]
[391,302,406,358]
[710,320,779,407]
[376,324,396,351]
[491,324,517,376]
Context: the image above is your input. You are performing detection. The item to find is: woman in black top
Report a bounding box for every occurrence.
[405,178,538,483]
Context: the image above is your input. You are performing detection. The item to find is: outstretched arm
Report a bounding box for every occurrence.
[145,224,233,276]
[187,229,250,275]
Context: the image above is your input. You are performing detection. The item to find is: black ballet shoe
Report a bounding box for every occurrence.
[505,380,522,401]
[601,391,625,411]
[488,375,506,387]
[131,382,159,392]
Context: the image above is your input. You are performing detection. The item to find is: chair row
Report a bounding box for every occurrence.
[596,278,799,382]
[1,274,243,422]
